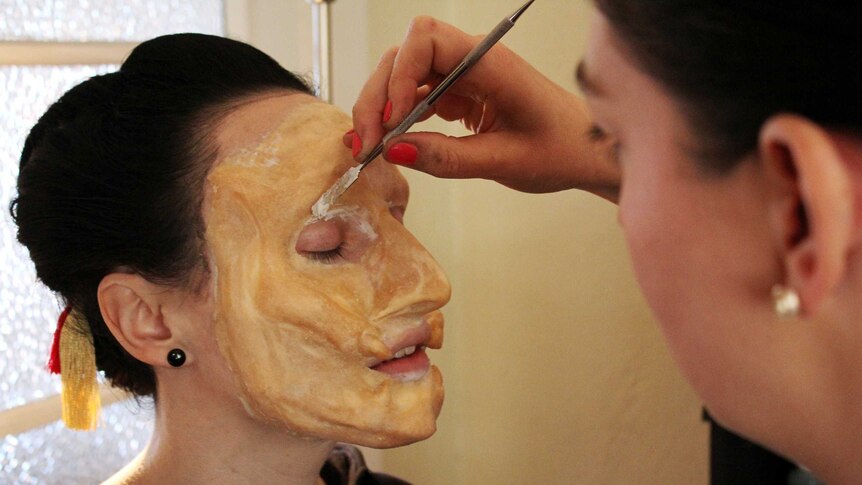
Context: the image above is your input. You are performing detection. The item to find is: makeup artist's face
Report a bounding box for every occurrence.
[580,14,784,422]
[204,94,450,447]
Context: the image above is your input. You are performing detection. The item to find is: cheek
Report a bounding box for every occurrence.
[619,163,674,265]
[256,269,372,338]
[618,164,703,326]
[620,188,669,310]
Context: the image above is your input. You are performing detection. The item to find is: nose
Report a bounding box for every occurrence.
[372,215,451,317]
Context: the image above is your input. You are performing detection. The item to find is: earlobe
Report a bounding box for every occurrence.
[759,114,854,316]
[97,273,176,367]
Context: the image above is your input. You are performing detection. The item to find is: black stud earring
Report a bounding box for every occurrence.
[167,348,186,367]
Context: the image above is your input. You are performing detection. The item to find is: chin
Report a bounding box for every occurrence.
[342,409,441,449]
[364,422,438,449]
[279,399,442,449]
[244,366,445,448]
[321,367,445,449]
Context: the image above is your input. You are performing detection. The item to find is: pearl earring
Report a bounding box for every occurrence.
[772,285,800,319]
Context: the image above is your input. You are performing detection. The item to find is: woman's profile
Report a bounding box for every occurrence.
[10,33,449,484]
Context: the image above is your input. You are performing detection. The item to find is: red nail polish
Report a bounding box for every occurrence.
[382,100,393,123]
[351,132,362,158]
[386,142,418,166]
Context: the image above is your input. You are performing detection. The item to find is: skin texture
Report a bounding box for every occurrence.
[205,96,451,448]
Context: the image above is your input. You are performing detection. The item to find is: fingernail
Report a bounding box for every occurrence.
[386,142,418,166]
[351,132,362,158]
[382,100,393,123]
[345,129,355,136]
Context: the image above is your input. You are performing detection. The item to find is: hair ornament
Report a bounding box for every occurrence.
[47,306,101,430]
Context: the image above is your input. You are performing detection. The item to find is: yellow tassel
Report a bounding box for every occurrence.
[59,310,100,430]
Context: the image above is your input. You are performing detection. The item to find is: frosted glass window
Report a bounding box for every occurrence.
[0,64,183,484]
[0,0,224,42]
[1,1,227,481]
[0,400,154,484]
[0,64,117,412]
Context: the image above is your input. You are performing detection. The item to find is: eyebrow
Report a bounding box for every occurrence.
[575,61,604,97]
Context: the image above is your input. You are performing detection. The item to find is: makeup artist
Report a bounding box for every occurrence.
[346,2,862,484]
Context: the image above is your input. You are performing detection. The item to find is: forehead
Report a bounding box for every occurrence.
[216,93,346,167]
[217,93,317,156]
[209,94,408,221]
[582,13,635,99]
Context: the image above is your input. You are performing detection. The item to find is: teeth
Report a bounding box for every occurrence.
[393,345,417,359]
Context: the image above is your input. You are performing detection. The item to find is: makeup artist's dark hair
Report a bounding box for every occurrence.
[10,33,312,397]
[594,1,862,173]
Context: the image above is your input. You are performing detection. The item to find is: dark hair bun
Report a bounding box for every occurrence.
[11,34,311,396]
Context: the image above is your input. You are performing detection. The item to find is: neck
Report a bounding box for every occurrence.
[105,375,334,484]
[760,266,862,485]
[785,368,862,485]
[803,259,862,484]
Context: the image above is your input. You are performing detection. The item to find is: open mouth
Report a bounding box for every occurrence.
[370,345,430,381]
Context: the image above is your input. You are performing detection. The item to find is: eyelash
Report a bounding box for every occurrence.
[587,124,606,141]
[303,244,346,264]
[587,124,621,161]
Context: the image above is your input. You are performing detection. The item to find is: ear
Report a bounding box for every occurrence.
[97,273,187,368]
[760,114,855,316]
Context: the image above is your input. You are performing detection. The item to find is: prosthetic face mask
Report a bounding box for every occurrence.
[204,98,450,448]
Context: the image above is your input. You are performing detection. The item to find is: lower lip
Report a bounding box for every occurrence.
[371,347,430,381]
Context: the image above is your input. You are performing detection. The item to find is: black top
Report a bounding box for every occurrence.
[704,411,824,485]
[320,444,410,485]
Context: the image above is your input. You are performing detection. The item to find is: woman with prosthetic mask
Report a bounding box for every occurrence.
[11,33,449,484]
[347,2,862,484]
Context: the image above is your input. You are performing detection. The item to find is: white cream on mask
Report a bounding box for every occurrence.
[305,206,379,244]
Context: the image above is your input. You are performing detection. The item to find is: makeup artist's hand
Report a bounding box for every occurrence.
[346,16,620,200]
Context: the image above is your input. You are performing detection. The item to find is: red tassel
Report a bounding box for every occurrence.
[47,306,72,374]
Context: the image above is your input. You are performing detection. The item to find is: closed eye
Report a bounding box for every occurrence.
[587,124,621,162]
[296,220,346,264]
[304,246,344,263]
[587,124,606,141]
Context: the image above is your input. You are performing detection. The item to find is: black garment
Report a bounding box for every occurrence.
[320,444,410,485]
[704,411,824,485]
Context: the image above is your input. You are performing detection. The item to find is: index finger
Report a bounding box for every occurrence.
[385,16,487,129]
[352,46,398,160]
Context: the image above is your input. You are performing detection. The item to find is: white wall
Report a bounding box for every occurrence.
[226,0,368,110]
